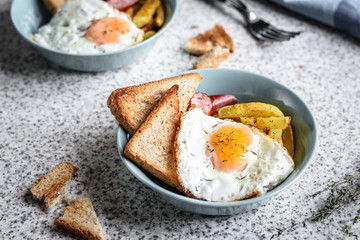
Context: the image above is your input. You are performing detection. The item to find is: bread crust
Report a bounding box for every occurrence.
[124,85,183,191]
[107,73,202,135]
[173,109,187,193]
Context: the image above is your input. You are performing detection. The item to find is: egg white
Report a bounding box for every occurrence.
[33,0,144,54]
[176,107,294,202]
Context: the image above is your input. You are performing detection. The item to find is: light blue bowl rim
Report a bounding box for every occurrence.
[117,68,318,208]
[10,0,178,57]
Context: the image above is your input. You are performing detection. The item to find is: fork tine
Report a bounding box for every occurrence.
[247,30,268,41]
[264,30,292,41]
[259,31,291,42]
[249,28,284,42]
[263,28,300,41]
[214,0,302,42]
[268,25,302,37]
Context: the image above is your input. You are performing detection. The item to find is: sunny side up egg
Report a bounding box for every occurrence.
[33,0,144,54]
[176,107,294,202]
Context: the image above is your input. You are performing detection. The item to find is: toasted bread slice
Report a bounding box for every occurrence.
[55,197,106,240]
[185,24,235,56]
[193,46,231,69]
[124,85,182,190]
[43,0,66,14]
[107,73,202,135]
[31,162,78,208]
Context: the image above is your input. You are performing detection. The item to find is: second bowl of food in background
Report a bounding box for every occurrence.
[10,0,178,72]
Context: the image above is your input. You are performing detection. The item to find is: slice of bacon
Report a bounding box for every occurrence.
[190,92,213,115]
[189,92,238,116]
[105,0,139,11]
[209,95,238,115]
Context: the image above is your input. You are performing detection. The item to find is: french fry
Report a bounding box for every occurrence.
[218,102,284,119]
[144,30,156,40]
[233,116,291,130]
[133,0,161,28]
[155,4,165,27]
[269,129,283,145]
[282,125,294,158]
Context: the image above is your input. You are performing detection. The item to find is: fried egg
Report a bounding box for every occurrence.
[176,107,294,202]
[33,0,144,54]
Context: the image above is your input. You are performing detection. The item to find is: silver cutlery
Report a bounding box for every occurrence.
[213,0,301,42]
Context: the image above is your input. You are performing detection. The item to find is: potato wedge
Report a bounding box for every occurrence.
[135,1,145,10]
[125,7,135,17]
[155,4,165,27]
[133,0,161,28]
[141,17,155,31]
[218,102,284,119]
[130,1,145,16]
[282,125,294,158]
[232,116,291,130]
[268,129,283,145]
[144,30,156,40]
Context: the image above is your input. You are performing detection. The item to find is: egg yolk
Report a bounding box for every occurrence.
[86,17,131,45]
[207,124,254,172]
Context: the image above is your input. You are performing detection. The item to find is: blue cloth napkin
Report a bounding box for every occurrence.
[270,0,360,40]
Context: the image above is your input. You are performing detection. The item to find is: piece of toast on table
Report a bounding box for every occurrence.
[185,24,235,69]
[192,46,231,69]
[124,85,182,190]
[185,24,235,56]
[107,73,202,135]
[30,162,78,208]
[43,0,66,14]
[55,197,106,240]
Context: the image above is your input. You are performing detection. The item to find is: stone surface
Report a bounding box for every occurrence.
[1,0,360,239]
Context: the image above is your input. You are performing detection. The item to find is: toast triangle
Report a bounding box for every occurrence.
[107,73,202,135]
[55,197,106,240]
[124,85,182,190]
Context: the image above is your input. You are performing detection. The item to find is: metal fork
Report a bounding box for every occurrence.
[214,0,301,42]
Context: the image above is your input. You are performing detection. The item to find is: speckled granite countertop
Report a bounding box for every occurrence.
[1,0,360,239]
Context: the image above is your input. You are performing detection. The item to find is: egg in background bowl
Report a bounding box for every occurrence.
[10,0,178,71]
[33,0,144,54]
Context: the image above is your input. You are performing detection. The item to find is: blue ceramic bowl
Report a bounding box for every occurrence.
[10,0,177,72]
[117,68,318,215]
